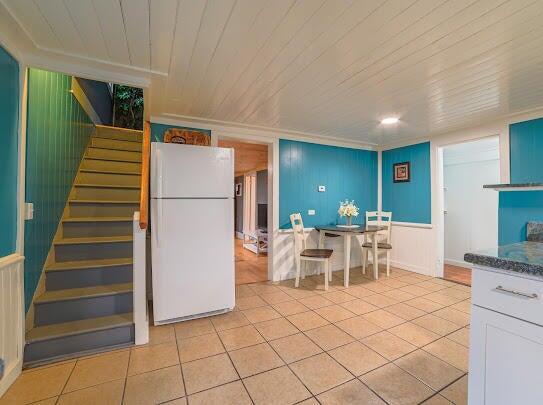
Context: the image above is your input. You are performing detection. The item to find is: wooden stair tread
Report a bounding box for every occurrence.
[84,156,142,163]
[46,258,132,272]
[63,216,133,223]
[69,199,139,204]
[26,313,133,342]
[88,146,142,152]
[54,236,133,245]
[35,283,133,304]
[80,169,140,175]
[74,183,140,189]
[95,125,143,135]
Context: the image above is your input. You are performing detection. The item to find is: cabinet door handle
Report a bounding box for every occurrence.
[494,285,538,299]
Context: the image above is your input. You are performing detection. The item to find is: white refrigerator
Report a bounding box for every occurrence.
[150,142,235,325]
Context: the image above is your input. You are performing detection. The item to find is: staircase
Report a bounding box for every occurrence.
[24,125,143,366]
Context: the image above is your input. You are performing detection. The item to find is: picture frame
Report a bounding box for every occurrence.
[235,183,242,196]
[393,161,410,183]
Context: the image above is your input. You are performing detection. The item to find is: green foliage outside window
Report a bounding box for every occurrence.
[113,84,144,130]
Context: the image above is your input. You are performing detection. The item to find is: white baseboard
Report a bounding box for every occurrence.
[444,259,471,269]
[390,260,432,276]
[235,231,244,240]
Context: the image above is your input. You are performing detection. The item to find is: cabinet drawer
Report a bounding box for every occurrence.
[472,268,543,326]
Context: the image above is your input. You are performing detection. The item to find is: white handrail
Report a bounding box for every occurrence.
[133,212,149,345]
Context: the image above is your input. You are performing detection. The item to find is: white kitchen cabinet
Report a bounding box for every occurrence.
[469,267,543,405]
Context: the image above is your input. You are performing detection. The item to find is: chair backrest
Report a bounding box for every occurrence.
[365,211,392,242]
[289,213,307,255]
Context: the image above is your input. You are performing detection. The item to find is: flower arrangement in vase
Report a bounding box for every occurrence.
[338,199,359,227]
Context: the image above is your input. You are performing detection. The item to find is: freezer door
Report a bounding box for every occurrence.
[151,142,233,198]
[151,198,235,323]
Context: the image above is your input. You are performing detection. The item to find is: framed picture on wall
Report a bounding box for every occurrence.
[393,162,410,183]
[235,183,242,196]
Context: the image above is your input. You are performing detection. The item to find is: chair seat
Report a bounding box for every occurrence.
[300,249,333,258]
[362,242,392,250]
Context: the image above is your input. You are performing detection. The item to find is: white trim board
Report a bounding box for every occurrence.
[152,114,377,151]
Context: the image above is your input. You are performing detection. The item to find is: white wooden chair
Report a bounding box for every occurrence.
[362,211,392,278]
[290,213,333,290]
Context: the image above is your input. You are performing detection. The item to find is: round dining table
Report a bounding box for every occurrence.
[314,224,387,287]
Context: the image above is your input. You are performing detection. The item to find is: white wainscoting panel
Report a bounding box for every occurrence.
[389,224,436,276]
[273,225,436,281]
[0,254,24,397]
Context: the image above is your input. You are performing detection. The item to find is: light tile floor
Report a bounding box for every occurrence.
[1,266,470,405]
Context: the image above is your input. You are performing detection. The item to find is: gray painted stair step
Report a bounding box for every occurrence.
[45,262,132,290]
[68,200,138,218]
[62,219,132,239]
[77,171,141,186]
[34,283,133,326]
[46,257,133,271]
[24,313,134,366]
[63,217,133,223]
[54,236,133,262]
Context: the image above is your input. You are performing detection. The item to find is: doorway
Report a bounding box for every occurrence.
[218,139,269,285]
[440,136,500,285]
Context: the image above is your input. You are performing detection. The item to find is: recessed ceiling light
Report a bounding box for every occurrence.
[381,117,399,125]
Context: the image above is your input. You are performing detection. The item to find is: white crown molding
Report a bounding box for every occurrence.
[153,113,378,151]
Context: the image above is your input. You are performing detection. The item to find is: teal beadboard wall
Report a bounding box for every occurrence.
[0,45,19,257]
[279,139,378,229]
[24,68,94,311]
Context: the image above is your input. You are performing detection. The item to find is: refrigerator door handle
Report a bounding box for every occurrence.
[155,198,162,248]
[157,149,163,198]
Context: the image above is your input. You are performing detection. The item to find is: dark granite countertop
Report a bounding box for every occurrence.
[483,182,543,189]
[464,242,543,278]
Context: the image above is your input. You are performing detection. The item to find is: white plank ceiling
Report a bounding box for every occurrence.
[4,0,543,145]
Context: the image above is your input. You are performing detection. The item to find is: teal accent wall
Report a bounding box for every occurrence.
[24,68,94,310]
[510,118,543,183]
[382,142,431,224]
[279,139,377,229]
[499,191,543,245]
[0,45,19,257]
[150,123,211,143]
[498,117,543,245]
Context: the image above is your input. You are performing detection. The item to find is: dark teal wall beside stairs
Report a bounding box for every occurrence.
[24,68,94,311]
[279,139,377,229]
[498,117,543,245]
[0,45,19,258]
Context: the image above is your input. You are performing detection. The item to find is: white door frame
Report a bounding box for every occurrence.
[214,133,277,282]
[0,43,27,396]
[433,134,502,278]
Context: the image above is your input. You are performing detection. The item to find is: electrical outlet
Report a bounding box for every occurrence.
[25,202,34,220]
[318,185,326,192]
[308,209,316,216]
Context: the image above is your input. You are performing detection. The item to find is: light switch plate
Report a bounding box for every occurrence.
[308,209,316,216]
[25,202,34,220]
[318,185,326,192]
